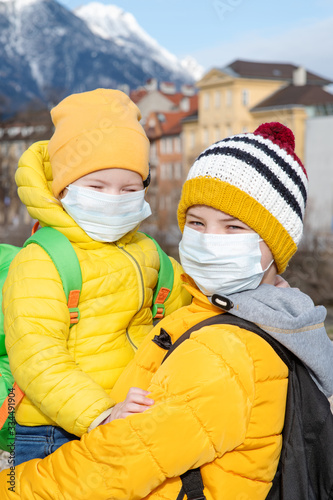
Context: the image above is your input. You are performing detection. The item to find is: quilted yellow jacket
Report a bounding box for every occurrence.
[0,283,288,499]
[2,141,190,436]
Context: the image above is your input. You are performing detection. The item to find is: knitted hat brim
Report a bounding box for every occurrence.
[50,127,149,198]
[177,177,297,273]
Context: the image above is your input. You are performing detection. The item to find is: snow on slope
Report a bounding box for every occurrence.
[0,0,202,115]
[75,2,204,82]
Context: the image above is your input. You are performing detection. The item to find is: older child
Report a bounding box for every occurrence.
[2,123,333,499]
[2,89,190,465]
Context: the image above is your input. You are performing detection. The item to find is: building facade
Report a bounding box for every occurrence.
[0,110,53,244]
[182,59,333,174]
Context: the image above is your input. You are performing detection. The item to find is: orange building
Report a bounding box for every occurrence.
[144,108,195,236]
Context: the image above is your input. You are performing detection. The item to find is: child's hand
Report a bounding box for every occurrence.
[101,387,154,425]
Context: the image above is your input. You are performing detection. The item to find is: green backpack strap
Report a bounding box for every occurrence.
[143,234,174,320]
[24,227,82,326]
[0,227,82,452]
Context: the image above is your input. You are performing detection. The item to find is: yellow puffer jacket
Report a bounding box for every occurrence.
[0,283,288,499]
[2,141,190,436]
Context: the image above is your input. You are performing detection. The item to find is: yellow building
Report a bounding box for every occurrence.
[183,60,333,173]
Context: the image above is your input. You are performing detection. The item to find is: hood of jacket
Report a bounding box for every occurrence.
[209,284,333,397]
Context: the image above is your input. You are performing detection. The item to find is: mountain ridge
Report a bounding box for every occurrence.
[0,0,203,116]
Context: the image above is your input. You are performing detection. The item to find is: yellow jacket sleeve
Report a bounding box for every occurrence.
[0,325,255,499]
[3,244,115,436]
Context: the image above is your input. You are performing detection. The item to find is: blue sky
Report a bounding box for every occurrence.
[59,0,333,80]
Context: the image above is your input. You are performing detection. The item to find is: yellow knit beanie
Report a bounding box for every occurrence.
[48,89,150,198]
[177,122,308,273]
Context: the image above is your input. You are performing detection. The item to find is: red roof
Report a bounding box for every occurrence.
[160,92,198,112]
[130,88,148,104]
[161,111,190,135]
[145,109,196,139]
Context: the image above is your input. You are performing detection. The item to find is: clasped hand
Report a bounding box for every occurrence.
[101,387,154,425]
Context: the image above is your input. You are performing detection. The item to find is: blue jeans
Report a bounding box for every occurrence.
[14,423,80,466]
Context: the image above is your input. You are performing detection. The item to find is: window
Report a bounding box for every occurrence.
[203,128,209,146]
[160,139,166,154]
[242,89,249,106]
[174,137,181,153]
[14,142,25,157]
[214,91,221,108]
[174,163,182,179]
[189,131,196,150]
[160,164,166,180]
[226,124,232,136]
[150,141,157,161]
[214,126,220,142]
[148,117,156,127]
[161,163,173,180]
[180,98,190,112]
[150,166,156,181]
[166,138,173,154]
[167,163,173,179]
[226,89,232,107]
[1,143,8,156]
[203,92,210,110]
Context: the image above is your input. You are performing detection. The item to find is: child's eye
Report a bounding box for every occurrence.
[122,186,142,193]
[228,225,250,232]
[188,220,204,227]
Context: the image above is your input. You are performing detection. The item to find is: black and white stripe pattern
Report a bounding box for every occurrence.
[189,133,308,244]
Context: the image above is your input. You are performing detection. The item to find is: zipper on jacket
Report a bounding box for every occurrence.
[116,244,145,350]
[126,329,138,351]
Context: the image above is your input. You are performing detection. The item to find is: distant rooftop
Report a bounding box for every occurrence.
[146,110,192,139]
[181,112,198,124]
[252,84,333,110]
[221,59,332,86]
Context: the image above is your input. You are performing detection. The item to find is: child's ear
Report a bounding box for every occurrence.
[58,188,68,200]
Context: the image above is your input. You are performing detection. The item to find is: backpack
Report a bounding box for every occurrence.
[0,227,173,452]
[160,312,333,500]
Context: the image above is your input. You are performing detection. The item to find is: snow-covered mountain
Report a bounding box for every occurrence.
[0,0,203,116]
[75,3,204,83]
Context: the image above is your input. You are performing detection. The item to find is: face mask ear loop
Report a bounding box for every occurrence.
[262,259,274,273]
[258,238,275,273]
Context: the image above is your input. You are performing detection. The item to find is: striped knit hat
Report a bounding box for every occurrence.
[177,122,308,273]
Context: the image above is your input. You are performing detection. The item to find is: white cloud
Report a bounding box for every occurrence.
[191,16,333,81]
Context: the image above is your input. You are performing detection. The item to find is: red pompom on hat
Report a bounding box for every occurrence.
[254,122,295,153]
[254,122,307,179]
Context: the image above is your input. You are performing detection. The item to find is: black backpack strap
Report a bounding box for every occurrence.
[177,468,206,500]
[163,312,293,370]
[163,312,294,500]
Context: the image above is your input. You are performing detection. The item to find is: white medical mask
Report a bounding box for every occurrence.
[61,184,152,242]
[179,226,273,296]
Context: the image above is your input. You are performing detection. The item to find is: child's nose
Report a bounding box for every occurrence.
[105,188,122,195]
[204,226,228,235]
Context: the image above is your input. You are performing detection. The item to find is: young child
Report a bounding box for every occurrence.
[2,89,190,465]
[2,123,333,499]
